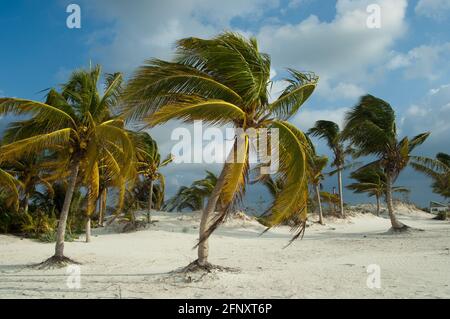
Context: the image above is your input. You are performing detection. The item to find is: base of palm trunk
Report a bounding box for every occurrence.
[387,224,424,234]
[180,259,238,273]
[35,255,80,269]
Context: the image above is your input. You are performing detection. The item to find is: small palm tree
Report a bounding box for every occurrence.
[0,167,21,209]
[132,132,173,223]
[308,155,328,224]
[164,171,218,212]
[342,95,429,231]
[123,32,318,268]
[0,65,134,266]
[1,153,65,214]
[347,166,409,216]
[411,153,450,200]
[307,121,347,218]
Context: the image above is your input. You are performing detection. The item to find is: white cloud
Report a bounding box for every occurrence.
[257,0,407,99]
[387,43,450,80]
[81,0,279,72]
[415,0,450,21]
[292,107,349,131]
[401,83,450,142]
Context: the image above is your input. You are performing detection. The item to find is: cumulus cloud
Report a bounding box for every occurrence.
[80,0,279,72]
[415,0,450,21]
[292,107,349,131]
[257,0,407,100]
[387,43,450,80]
[400,83,450,152]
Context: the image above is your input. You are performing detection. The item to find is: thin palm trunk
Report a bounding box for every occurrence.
[99,188,107,226]
[198,162,231,266]
[55,162,80,257]
[23,192,30,214]
[147,180,154,224]
[315,184,324,225]
[385,173,405,229]
[337,169,345,218]
[376,195,380,216]
[85,217,91,243]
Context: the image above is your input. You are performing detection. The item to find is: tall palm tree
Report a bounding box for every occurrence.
[342,95,429,231]
[307,121,347,218]
[411,153,450,200]
[308,155,328,224]
[123,32,318,268]
[132,132,173,223]
[0,65,134,266]
[347,166,409,216]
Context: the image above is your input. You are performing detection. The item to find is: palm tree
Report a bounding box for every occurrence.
[411,153,450,200]
[132,132,173,223]
[164,171,218,212]
[347,166,409,216]
[123,32,318,268]
[0,167,20,210]
[342,95,429,231]
[0,153,65,214]
[307,121,347,218]
[0,65,134,266]
[308,155,328,224]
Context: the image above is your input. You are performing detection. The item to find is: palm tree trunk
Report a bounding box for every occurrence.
[23,192,30,215]
[315,184,324,225]
[337,169,345,218]
[99,188,107,226]
[55,162,80,258]
[385,173,406,230]
[85,217,91,243]
[376,195,380,216]
[198,162,231,266]
[147,180,154,224]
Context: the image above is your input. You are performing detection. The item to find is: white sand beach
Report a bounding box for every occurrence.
[1,204,449,299]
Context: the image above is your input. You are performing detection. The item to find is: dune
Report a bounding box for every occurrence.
[0,204,449,299]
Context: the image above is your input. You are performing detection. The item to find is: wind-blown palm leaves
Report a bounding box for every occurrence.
[123,32,318,267]
[411,153,450,200]
[132,132,173,223]
[342,95,429,231]
[347,166,409,216]
[164,171,218,212]
[307,121,347,218]
[0,167,21,210]
[0,153,66,215]
[0,65,135,265]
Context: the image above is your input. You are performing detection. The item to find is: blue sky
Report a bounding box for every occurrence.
[1,0,449,208]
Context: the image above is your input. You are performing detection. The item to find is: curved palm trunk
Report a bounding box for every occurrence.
[385,173,406,230]
[55,162,80,257]
[198,162,231,266]
[85,217,91,243]
[337,169,345,218]
[147,180,154,224]
[315,184,324,225]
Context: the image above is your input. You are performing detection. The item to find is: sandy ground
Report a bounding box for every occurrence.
[0,204,449,299]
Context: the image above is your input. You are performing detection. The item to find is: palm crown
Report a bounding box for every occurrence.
[0,65,135,261]
[123,32,318,265]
